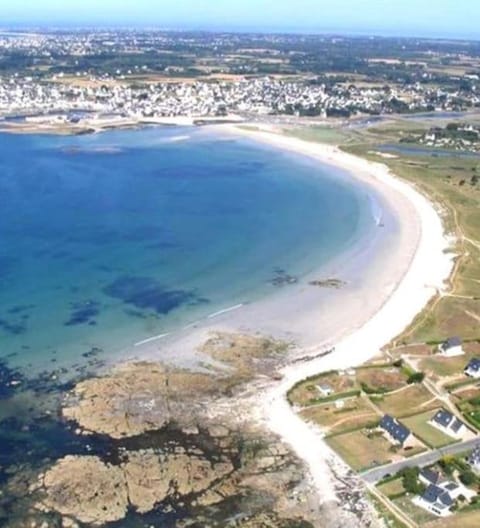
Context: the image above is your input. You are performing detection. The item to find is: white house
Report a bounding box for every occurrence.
[429,409,467,439]
[468,445,480,473]
[465,358,480,379]
[379,415,413,447]
[413,484,454,517]
[442,480,477,501]
[416,468,477,516]
[317,383,333,397]
[438,336,464,357]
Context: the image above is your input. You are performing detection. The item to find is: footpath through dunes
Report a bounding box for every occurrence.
[230,127,454,510]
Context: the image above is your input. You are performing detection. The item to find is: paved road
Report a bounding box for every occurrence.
[361,438,480,483]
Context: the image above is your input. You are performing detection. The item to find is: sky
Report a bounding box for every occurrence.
[0,0,478,39]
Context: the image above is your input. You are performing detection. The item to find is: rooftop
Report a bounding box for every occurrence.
[443,336,462,349]
[466,358,480,372]
[432,409,455,428]
[422,484,454,508]
[379,414,411,444]
[420,468,441,485]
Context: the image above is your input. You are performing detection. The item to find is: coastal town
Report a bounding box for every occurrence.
[1,72,479,124]
[1,29,480,127]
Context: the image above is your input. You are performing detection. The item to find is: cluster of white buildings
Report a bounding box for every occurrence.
[0,73,477,121]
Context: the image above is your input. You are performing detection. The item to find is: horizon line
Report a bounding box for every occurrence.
[0,23,479,43]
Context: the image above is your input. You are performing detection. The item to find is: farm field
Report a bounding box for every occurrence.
[326,430,395,471]
[419,347,480,378]
[424,510,480,528]
[355,366,407,393]
[391,496,437,525]
[376,478,406,499]
[372,384,439,417]
[300,395,378,435]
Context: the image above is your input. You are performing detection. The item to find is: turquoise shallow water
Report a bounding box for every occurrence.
[0,126,374,371]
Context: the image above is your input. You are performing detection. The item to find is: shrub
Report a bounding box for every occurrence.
[407,372,425,384]
[460,470,476,487]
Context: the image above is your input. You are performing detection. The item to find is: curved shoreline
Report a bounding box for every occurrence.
[227,126,455,504]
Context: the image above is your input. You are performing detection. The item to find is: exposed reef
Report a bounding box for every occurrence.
[308,279,346,289]
[63,362,220,438]
[0,333,379,527]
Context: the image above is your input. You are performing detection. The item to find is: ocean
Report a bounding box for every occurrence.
[0,126,374,372]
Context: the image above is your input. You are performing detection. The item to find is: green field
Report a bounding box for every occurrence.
[287,370,359,407]
[377,478,406,499]
[300,396,379,435]
[402,409,457,448]
[284,125,355,145]
[419,343,480,380]
[425,510,480,528]
[368,492,410,528]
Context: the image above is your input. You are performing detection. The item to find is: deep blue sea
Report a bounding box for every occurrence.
[0,126,374,372]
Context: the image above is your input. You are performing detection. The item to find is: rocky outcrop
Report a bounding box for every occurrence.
[23,332,366,527]
[122,448,233,513]
[37,456,128,525]
[63,362,218,438]
[36,448,235,525]
[62,334,288,440]
[200,333,289,376]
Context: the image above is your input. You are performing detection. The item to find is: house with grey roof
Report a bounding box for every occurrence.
[413,484,454,516]
[419,468,441,487]
[468,445,480,473]
[379,415,412,446]
[414,465,476,516]
[465,357,480,379]
[438,336,464,357]
[429,409,467,439]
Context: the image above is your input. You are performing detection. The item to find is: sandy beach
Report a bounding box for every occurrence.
[111,123,455,510]
[226,125,455,505]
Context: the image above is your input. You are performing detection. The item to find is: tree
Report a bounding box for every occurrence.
[400,467,425,495]
[446,122,460,131]
[439,455,455,476]
[459,470,476,487]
